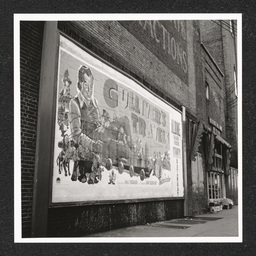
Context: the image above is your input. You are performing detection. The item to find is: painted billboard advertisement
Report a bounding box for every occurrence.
[51,35,184,203]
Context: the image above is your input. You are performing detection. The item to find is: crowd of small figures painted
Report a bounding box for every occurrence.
[56,134,171,184]
[56,70,171,184]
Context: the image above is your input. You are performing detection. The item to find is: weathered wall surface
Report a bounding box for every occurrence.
[186,21,209,216]
[190,153,208,215]
[200,20,238,168]
[200,21,224,73]
[47,199,184,237]
[203,47,226,136]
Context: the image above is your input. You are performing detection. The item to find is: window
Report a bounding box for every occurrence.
[208,140,224,200]
[206,82,209,100]
[208,172,223,199]
[213,141,223,171]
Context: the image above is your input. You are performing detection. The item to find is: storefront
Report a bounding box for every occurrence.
[203,121,232,210]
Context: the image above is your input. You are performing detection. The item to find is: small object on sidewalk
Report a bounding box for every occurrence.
[210,205,222,213]
[209,199,223,213]
[221,198,234,210]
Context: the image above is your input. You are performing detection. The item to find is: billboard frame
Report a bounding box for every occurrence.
[47,31,184,207]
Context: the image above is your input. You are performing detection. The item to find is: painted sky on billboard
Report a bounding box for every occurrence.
[51,35,184,203]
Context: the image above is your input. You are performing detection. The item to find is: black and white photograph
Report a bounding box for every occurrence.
[14,14,242,243]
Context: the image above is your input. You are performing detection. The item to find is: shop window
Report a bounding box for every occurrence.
[208,172,224,200]
[213,140,223,171]
[208,140,224,200]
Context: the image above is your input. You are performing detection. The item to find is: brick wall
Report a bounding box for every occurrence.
[200,20,224,73]
[200,20,238,168]
[58,21,197,115]
[186,21,209,216]
[203,49,226,136]
[20,21,44,237]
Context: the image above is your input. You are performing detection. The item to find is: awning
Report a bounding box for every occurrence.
[215,134,231,148]
[203,123,232,149]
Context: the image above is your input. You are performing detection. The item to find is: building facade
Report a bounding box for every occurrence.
[200,20,238,205]
[20,19,238,237]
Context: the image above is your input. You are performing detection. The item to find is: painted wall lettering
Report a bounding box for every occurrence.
[119,20,188,84]
[138,20,188,74]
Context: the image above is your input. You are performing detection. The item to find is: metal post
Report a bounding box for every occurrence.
[182,106,188,216]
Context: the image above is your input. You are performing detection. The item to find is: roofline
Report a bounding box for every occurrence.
[200,42,224,77]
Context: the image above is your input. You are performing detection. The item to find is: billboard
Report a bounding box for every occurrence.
[51,35,184,203]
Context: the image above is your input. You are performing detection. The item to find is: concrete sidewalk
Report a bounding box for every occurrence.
[86,205,239,237]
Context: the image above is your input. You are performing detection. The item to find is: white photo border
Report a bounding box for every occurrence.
[14,13,242,243]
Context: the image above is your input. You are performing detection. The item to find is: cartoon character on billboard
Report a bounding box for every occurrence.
[69,65,103,182]
[60,69,71,97]
[87,153,103,184]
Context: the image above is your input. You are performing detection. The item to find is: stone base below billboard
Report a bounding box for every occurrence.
[47,199,184,237]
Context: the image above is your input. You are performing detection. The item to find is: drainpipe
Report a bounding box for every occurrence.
[182,106,188,216]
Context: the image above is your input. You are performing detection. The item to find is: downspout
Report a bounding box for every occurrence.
[182,106,188,216]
